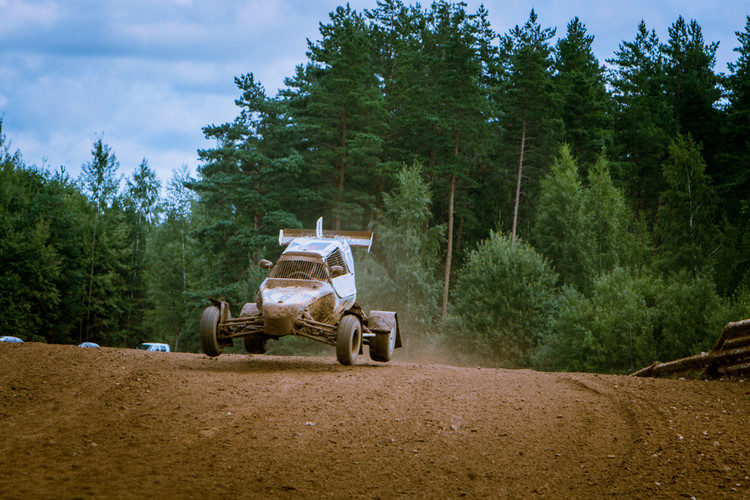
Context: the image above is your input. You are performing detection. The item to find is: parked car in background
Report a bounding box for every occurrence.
[0,336,24,343]
[138,342,170,352]
[78,342,100,348]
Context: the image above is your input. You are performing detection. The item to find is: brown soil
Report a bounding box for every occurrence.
[1,342,749,498]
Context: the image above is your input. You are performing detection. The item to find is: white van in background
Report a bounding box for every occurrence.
[138,342,170,352]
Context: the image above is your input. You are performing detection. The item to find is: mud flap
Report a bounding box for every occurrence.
[368,311,402,349]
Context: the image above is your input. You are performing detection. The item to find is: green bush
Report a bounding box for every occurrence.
[535,267,658,373]
[448,231,558,368]
[654,270,727,361]
[536,268,749,374]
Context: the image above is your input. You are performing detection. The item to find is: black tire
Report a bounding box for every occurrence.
[336,315,362,366]
[370,325,397,362]
[200,306,223,357]
[240,303,266,353]
[244,335,268,354]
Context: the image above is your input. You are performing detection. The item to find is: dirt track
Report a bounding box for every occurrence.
[1,342,749,498]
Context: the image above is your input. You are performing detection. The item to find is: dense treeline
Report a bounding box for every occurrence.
[2,2,750,373]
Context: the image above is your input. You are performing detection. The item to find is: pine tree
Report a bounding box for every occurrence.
[584,157,646,274]
[553,17,611,173]
[145,166,197,351]
[366,1,497,317]
[716,17,750,292]
[78,138,127,345]
[608,20,677,223]
[366,1,423,156]
[536,268,659,374]
[125,160,161,225]
[575,268,658,373]
[450,231,558,368]
[419,2,496,317]
[375,162,445,330]
[533,144,594,293]
[288,5,387,230]
[656,134,720,277]
[721,16,750,216]
[499,9,562,240]
[663,17,722,166]
[86,198,131,346]
[122,159,161,344]
[193,73,303,295]
[0,129,62,342]
[42,168,90,343]
[79,138,121,213]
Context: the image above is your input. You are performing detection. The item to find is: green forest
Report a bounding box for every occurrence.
[2,1,750,373]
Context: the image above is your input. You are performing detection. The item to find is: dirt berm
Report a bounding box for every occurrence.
[1,342,749,498]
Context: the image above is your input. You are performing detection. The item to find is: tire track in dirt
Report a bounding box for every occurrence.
[567,373,750,497]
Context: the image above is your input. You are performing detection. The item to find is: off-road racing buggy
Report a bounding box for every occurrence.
[200,219,402,365]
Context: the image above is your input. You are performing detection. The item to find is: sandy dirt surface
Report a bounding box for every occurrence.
[1,342,749,499]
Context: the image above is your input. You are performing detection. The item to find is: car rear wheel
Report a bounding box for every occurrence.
[244,335,268,354]
[200,306,224,357]
[370,324,397,362]
[336,315,361,366]
[240,303,267,354]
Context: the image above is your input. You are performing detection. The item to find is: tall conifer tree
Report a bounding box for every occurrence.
[78,138,128,345]
[499,9,561,240]
[194,73,303,293]
[715,17,750,292]
[656,135,719,278]
[291,5,387,230]
[368,1,496,316]
[553,17,611,173]
[421,2,494,317]
[663,17,721,165]
[533,144,594,293]
[608,21,677,223]
[122,159,161,344]
[145,166,197,351]
[721,16,750,216]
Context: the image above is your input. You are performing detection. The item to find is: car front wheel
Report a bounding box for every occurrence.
[200,306,224,357]
[336,315,362,366]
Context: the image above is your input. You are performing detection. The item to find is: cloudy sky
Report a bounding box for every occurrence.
[1,0,747,187]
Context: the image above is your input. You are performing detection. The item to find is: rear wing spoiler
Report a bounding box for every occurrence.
[279,218,373,252]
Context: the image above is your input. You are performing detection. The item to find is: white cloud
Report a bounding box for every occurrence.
[0,0,60,32]
[235,0,286,31]
[115,20,209,49]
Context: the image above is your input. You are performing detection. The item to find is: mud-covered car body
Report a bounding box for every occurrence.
[200,219,402,365]
[259,235,359,337]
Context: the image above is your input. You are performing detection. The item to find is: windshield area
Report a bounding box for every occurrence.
[269,258,329,281]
